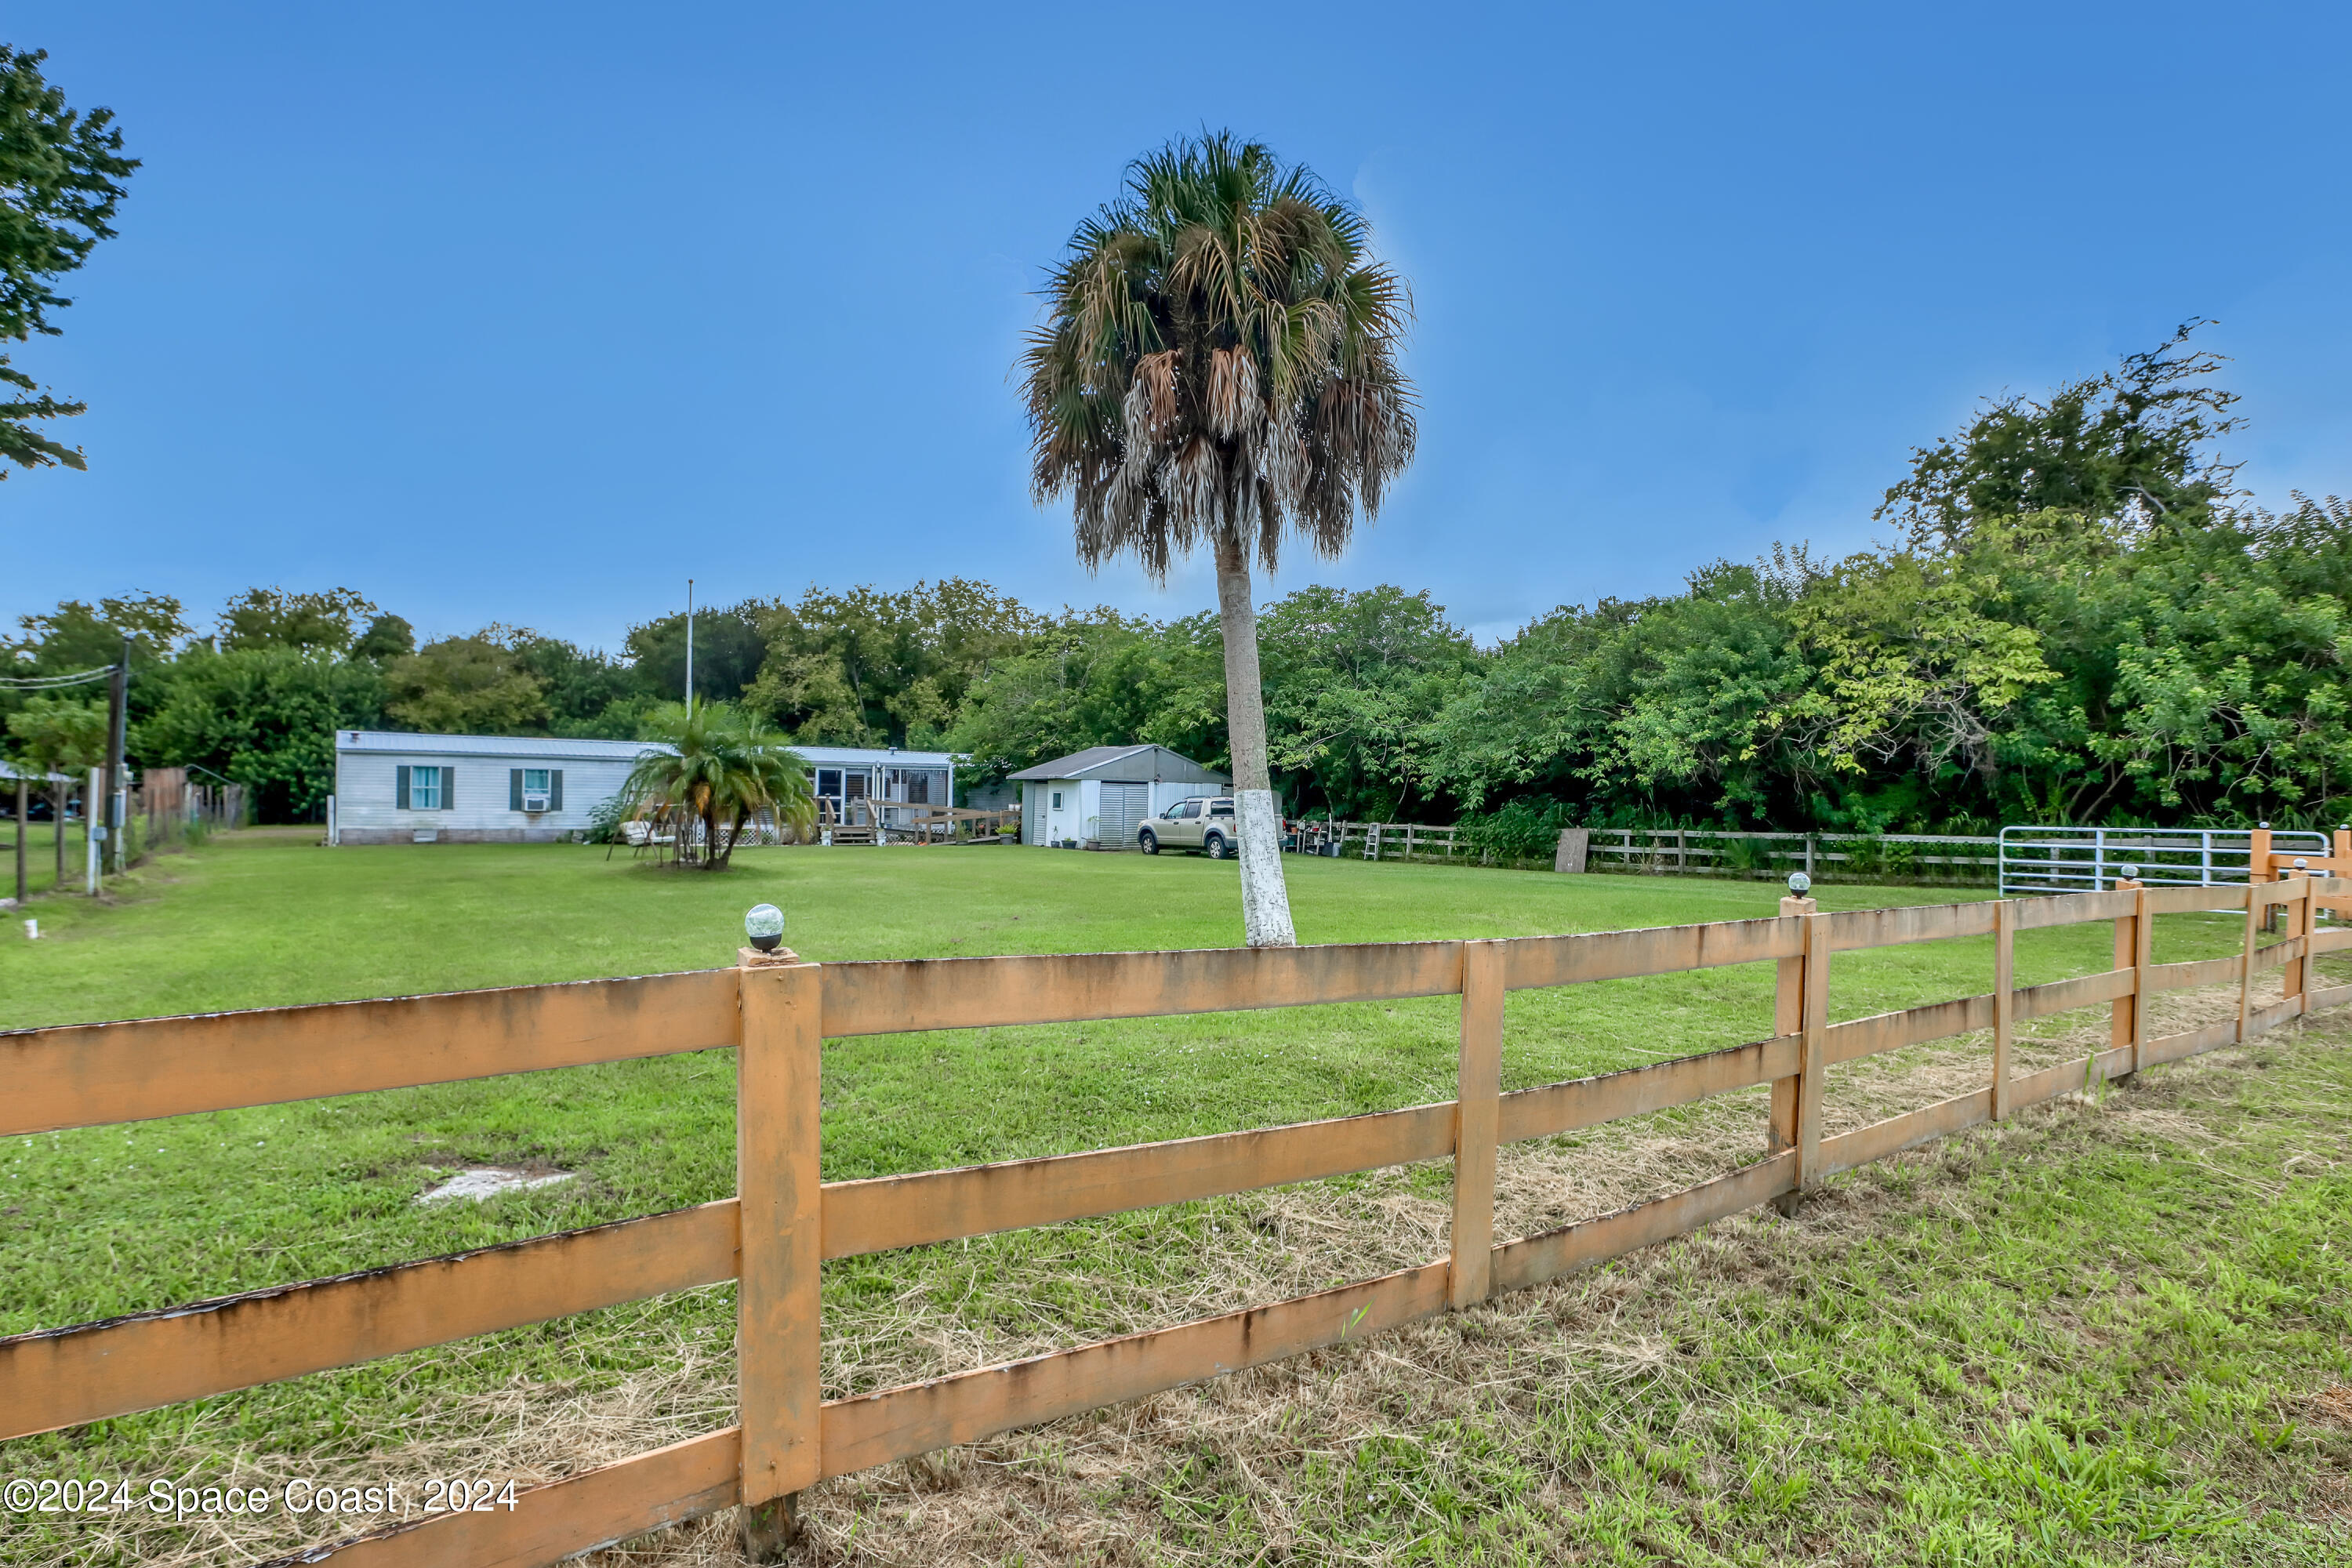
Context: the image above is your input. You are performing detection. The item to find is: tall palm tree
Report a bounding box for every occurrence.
[1020,132,1416,946]
[619,702,816,871]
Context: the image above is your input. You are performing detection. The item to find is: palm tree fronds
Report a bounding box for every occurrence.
[1018,131,1416,586]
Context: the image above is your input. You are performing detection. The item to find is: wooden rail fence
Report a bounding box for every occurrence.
[5,876,2349,1564]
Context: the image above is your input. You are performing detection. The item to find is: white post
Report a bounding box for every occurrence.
[326,794,338,847]
[85,766,102,894]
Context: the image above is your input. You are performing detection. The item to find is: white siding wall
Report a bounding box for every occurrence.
[1149,780,1218,816]
[1027,779,1096,845]
[1022,778,1217,848]
[336,751,641,842]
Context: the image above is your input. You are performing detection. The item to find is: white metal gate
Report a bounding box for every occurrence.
[1099,782,1148,850]
[1997,825,2329,897]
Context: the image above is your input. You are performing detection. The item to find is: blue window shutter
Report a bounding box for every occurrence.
[396,765,410,810]
[442,767,453,811]
[550,770,564,811]
[510,769,523,811]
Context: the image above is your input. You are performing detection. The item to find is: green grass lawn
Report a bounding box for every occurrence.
[0,818,82,903]
[2,832,2344,1566]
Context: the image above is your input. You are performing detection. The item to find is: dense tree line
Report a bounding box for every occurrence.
[7,332,2347,833]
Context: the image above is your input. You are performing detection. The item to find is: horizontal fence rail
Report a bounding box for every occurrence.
[1997,824,2339,898]
[5,875,2347,1566]
[1285,821,2009,884]
[1585,828,2002,884]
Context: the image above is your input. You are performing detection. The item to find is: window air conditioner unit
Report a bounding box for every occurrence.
[523,793,551,813]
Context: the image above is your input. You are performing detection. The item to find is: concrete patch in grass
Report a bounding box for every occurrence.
[415,1167,577,1204]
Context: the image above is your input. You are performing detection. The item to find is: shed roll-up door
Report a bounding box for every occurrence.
[1099,782,1148,849]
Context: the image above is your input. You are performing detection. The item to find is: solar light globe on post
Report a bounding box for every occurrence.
[1781,870,1814,916]
[740,904,797,967]
[2117,863,2140,887]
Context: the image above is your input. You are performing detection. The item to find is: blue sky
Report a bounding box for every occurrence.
[6,2,2348,649]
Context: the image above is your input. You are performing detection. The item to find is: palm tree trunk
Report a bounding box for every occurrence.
[1214,535,1298,947]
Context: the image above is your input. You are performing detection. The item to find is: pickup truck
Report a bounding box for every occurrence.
[1138,796,1236,858]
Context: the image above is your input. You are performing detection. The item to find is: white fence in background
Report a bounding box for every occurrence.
[1584,829,2000,883]
[1289,818,2341,894]
[1996,826,2331,898]
[1283,822,2003,882]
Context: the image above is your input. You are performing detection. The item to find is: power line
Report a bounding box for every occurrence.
[0,664,117,690]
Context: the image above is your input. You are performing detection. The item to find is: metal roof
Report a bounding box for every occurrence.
[331,730,956,768]
[1007,744,1228,783]
[334,730,664,760]
[794,745,956,768]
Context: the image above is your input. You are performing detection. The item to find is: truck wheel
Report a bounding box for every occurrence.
[1139,829,1159,855]
[1203,832,1229,860]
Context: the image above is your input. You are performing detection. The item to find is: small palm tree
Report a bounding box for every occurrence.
[1020,132,1416,945]
[619,702,816,871]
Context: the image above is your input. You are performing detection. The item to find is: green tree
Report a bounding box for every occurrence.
[511,633,651,739]
[625,604,767,711]
[0,46,137,477]
[1021,132,1416,946]
[949,608,1223,785]
[1258,585,1475,820]
[217,587,380,653]
[351,613,416,662]
[616,702,815,870]
[743,579,1046,746]
[134,646,383,819]
[383,635,550,734]
[1878,322,2242,550]
[5,693,106,772]
[5,593,187,673]
[1771,540,2058,786]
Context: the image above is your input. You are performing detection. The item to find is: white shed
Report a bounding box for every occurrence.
[1008,746,1229,849]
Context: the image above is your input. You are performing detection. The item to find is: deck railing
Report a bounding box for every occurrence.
[5,875,2347,1564]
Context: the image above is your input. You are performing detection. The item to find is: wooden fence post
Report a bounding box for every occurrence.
[1769,902,1826,1214]
[1449,940,1504,1309]
[2250,824,2281,934]
[737,948,824,1559]
[2283,874,2312,1014]
[2238,882,2263,1044]
[1767,894,1816,1174]
[2111,879,2145,1081]
[1796,911,1829,1191]
[1992,898,2016,1120]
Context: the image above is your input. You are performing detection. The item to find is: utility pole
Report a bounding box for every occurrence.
[13,773,24,906]
[685,579,695,718]
[106,637,129,875]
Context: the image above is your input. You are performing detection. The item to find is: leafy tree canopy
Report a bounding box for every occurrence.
[5,693,106,771]
[0,45,136,477]
[383,635,550,735]
[5,593,187,673]
[351,614,416,662]
[24,328,2352,831]
[217,586,379,653]
[1878,321,2242,550]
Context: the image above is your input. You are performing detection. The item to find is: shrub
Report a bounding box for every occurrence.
[1456,800,1573,863]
